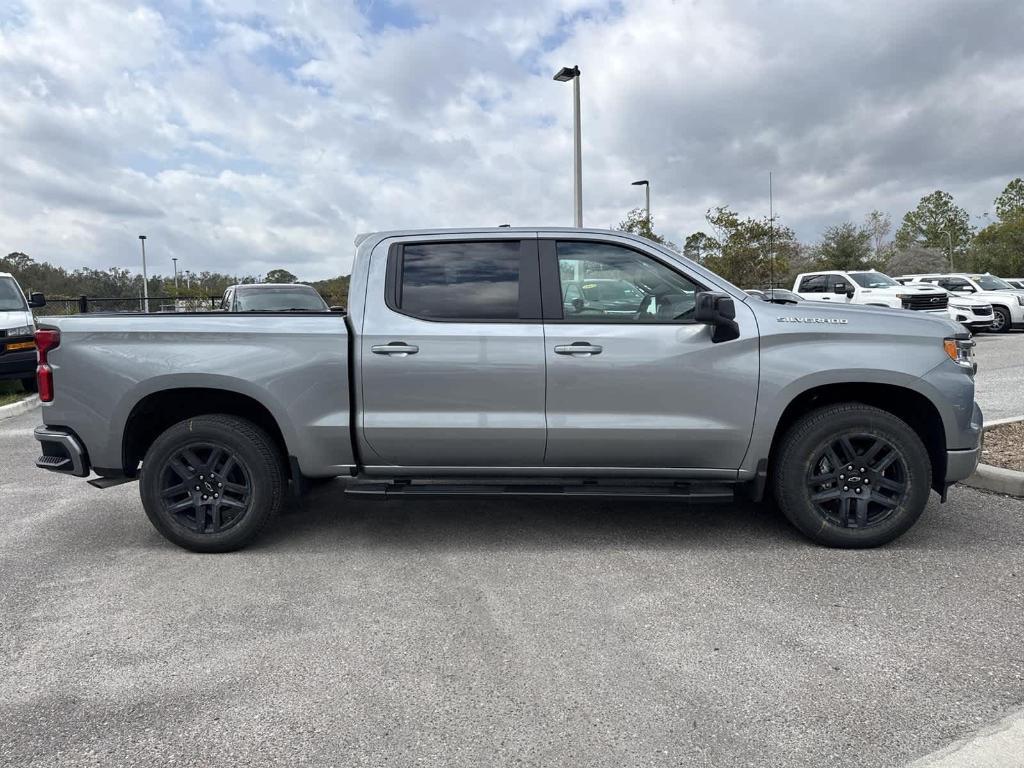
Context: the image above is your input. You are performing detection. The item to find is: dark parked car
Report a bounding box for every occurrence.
[220,283,331,312]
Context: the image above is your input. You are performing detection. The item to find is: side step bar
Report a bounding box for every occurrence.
[344,479,734,502]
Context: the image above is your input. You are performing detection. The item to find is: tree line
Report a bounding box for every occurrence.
[4,177,1021,301]
[0,254,351,305]
[620,177,1024,288]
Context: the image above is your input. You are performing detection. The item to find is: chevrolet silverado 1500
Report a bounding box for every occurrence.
[32,228,982,552]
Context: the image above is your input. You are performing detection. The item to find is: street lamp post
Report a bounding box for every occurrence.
[172,257,179,297]
[553,65,582,227]
[631,179,650,225]
[138,235,149,313]
[941,230,954,270]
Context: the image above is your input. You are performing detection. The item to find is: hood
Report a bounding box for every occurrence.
[0,309,33,331]
[946,293,991,307]
[747,295,962,335]
[977,290,1023,302]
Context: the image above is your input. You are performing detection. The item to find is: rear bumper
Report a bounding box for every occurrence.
[34,426,90,477]
[0,349,36,380]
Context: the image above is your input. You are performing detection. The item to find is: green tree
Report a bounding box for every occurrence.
[894,190,972,266]
[994,178,1024,222]
[683,231,717,262]
[816,222,873,270]
[264,268,297,284]
[885,245,949,278]
[617,208,677,250]
[694,206,796,288]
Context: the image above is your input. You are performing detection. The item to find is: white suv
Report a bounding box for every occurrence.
[0,271,46,392]
[792,270,949,315]
[897,273,1024,333]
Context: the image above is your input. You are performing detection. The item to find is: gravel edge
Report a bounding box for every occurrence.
[960,415,1024,498]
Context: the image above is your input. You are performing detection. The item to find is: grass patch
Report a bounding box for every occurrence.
[0,380,30,407]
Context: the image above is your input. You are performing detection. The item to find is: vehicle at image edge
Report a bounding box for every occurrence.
[891,279,994,333]
[31,228,982,553]
[0,272,46,393]
[1006,278,1024,291]
[745,288,804,305]
[793,269,950,314]
[895,273,1024,333]
[219,282,336,312]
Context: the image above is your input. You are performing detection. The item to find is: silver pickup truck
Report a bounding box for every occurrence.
[32,228,983,552]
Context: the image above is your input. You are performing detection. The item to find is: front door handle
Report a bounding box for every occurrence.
[554,342,603,356]
[371,342,419,356]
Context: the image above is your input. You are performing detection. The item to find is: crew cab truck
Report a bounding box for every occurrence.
[32,228,982,553]
[793,269,949,313]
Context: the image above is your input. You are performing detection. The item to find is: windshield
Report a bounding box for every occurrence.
[234,287,328,311]
[974,275,1014,291]
[849,272,899,288]
[0,277,28,311]
[581,280,645,302]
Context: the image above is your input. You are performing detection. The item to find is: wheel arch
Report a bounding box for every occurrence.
[122,387,290,477]
[765,382,947,495]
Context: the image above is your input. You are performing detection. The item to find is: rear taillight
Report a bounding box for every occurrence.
[35,328,60,402]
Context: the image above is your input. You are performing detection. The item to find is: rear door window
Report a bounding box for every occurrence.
[388,240,539,321]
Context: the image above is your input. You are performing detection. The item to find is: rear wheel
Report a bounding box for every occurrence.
[139,415,284,552]
[990,306,1010,333]
[773,404,931,548]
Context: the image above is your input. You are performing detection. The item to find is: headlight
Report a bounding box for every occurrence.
[944,337,975,372]
[5,325,33,337]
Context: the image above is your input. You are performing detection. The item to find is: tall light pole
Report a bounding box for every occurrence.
[631,179,650,225]
[553,65,582,227]
[172,257,179,296]
[138,235,149,313]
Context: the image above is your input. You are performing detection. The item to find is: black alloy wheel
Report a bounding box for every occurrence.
[159,442,253,534]
[805,433,908,529]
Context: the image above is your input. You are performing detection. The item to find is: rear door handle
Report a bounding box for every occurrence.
[554,342,603,356]
[371,342,419,356]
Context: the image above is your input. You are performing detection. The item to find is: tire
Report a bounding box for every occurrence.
[139,415,285,552]
[773,404,931,548]
[20,377,38,393]
[990,306,1011,333]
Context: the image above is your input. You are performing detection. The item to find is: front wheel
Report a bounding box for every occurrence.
[773,404,932,548]
[139,415,285,552]
[990,306,1010,333]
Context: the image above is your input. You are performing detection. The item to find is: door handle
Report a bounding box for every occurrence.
[554,342,603,356]
[371,342,419,356]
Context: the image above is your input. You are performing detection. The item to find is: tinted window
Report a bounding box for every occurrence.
[799,275,827,293]
[974,275,1013,290]
[556,241,700,322]
[940,277,973,291]
[0,277,27,311]
[398,241,522,320]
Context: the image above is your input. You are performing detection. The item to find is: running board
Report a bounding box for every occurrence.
[344,480,734,502]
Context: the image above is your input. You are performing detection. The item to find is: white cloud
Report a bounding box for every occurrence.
[0,0,1021,280]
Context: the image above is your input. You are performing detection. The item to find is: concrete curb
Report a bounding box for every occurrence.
[961,415,1024,498]
[0,395,39,422]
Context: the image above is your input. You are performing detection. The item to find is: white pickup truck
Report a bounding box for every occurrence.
[793,270,949,314]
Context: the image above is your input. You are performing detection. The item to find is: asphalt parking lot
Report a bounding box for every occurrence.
[1,394,1023,767]
[973,329,1024,421]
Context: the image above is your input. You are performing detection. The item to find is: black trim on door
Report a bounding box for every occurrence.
[538,238,708,324]
[384,238,542,324]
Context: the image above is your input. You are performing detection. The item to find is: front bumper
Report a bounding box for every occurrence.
[34,426,90,477]
[945,401,983,484]
[0,349,36,380]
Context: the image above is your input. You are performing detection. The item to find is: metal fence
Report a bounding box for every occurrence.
[32,295,223,316]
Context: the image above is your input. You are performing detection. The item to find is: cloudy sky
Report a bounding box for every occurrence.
[1,0,1022,279]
